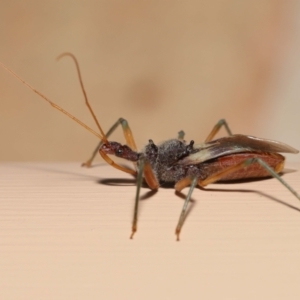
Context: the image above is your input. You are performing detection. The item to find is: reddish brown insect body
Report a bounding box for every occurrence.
[203,152,284,181]
[98,134,291,185]
[1,54,299,241]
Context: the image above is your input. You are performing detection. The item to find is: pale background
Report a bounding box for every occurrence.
[0,0,300,162]
[1,162,300,299]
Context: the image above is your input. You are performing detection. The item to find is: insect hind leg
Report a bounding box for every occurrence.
[198,158,300,201]
[205,119,233,142]
[250,158,300,201]
[82,118,137,167]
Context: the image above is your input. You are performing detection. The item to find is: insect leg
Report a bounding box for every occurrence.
[175,177,198,241]
[99,151,137,175]
[130,158,144,239]
[178,130,185,140]
[250,158,300,201]
[198,158,300,201]
[130,157,159,239]
[205,119,233,142]
[83,118,137,167]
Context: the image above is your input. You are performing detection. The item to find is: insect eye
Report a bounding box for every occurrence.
[116,148,123,156]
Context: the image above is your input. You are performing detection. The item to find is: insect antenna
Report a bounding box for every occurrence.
[56,52,108,144]
[0,60,106,143]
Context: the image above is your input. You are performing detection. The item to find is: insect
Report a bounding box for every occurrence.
[1,53,300,241]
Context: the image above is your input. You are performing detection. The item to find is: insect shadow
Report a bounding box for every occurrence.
[203,186,300,213]
[100,172,300,216]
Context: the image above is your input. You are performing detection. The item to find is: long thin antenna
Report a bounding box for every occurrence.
[56,53,108,143]
[0,61,104,141]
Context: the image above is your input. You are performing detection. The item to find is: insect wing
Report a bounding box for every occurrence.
[178,134,299,165]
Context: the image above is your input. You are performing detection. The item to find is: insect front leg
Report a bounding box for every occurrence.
[174,177,198,241]
[198,158,300,201]
[205,119,233,142]
[83,118,137,167]
[130,156,159,239]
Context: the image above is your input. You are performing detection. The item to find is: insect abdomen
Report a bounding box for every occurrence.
[202,152,285,181]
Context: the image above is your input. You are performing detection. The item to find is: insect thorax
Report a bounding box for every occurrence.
[142,139,195,183]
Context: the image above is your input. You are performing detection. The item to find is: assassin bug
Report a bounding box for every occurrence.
[1,53,300,241]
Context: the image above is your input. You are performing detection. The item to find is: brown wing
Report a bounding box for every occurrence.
[178,134,299,165]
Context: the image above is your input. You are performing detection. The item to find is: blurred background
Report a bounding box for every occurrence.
[0,0,299,162]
